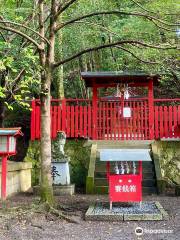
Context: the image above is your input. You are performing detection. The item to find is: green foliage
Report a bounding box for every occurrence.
[65,140,91,190]
[24,141,40,186]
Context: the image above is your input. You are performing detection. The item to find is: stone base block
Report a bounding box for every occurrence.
[85,201,168,221]
[33,184,75,196]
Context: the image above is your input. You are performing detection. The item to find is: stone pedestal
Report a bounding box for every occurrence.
[50,131,75,195]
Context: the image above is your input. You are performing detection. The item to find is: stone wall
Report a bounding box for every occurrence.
[152,141,180,186]
[0,161,32,197]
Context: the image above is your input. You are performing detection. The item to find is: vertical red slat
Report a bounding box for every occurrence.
[129,101,132,140]
[178,105,180,137]
[88,105,92,138]
[144,101,148,139]
[154,106,159,139]
[53,106,57,139]
[36,105,40,139]
[133,101,136,140]
[98,102,101,140]
[173,106,177,138]
[83,106,87,137]
[66,106,71,137]
[140,101,144,140]
[169,106,173,138]
[71,106,75,138]
[113,102,116,140]
[164,106,168,138]
[125,102,129,140]
[79,106,83,137]
[121,102,124,140]
[117,101,120,140]
[137,101,141,140]
[75,105,79,138]
[106,102,109,140]
[109,102,112,140]
[31,100,36,140]
[103,102,106,140]
[159,106,163,138]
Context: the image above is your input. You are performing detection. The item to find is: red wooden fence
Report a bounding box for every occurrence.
[31,98,180,140]
[154,99,180,139]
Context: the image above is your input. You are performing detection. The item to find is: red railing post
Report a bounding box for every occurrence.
[30,100,36,140]
[92,85,98,139]
[1,156,7,201]
[148,79,154,139]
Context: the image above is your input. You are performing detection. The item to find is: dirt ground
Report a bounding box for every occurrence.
[0,193,179,240]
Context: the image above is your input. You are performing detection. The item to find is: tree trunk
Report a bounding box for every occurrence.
[40,67,54,205]
[0,101,5,127]
[56,16,64,99]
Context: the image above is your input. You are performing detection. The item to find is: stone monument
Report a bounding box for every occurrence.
[51,131,74,195]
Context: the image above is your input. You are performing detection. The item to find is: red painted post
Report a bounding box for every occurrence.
[75,105,79,138]
[148,79,154,139]
[1,156,7,201]
[159,106,163,138]
[30,100,36,140]
[88,105,92,138]
[154,106,159,139]
[169,106,173,138]
[92,85,98,140]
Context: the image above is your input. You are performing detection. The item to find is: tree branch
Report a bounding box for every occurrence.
[115,46,158,64]
[0,25,42,49]
[55,0,78,18]
[56,10,179,31]
[130,0,156,15]
[130,0,180,17]
[0,20,50,45]
[54,40,177,67]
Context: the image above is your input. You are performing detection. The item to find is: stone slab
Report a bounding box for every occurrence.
[85,201,168,221]
[33,184,75,196]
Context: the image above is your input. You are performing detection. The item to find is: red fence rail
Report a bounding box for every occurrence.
[154,99,180,139]
[31,99,92,140]
[31,98,180,140]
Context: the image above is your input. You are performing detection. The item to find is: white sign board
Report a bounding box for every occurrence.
[51,162,70,185]
[123,107,131,118]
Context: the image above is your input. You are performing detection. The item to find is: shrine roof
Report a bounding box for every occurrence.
[0,128,23,136]
[81,71,160,87]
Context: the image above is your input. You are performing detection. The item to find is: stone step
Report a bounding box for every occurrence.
[94,186,157,195]
[95,171,155,179]
[95,163,155,172]
[94,178,156,187]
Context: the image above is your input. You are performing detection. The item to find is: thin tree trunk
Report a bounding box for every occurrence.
[56,26,64,99]
[0,101,5,127]
[40,67,54,205]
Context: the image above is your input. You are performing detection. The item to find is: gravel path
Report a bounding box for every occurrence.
[0,193,179,240]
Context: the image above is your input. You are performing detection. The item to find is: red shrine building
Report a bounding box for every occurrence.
[31,72,180,198]
[31,72,180,141]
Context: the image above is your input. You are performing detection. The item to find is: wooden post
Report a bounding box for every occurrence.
[1,156,7,201]
[92,85,98,139]
[148,79,154,139]
[31,100,36,140]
